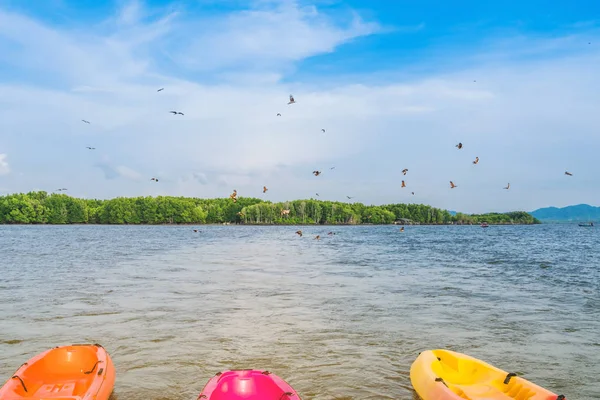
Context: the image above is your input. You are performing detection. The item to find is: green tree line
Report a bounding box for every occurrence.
[452,211,539,225]
[0,192,540,225]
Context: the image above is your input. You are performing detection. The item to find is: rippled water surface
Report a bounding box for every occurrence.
[0,225,599,399]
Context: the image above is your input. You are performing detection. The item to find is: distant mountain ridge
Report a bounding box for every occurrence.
[529,204,600,222]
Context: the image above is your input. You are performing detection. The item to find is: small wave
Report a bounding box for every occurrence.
[149,336,176,343]
[0,339,23,345]
[126,362,156,372]
[74,311,121,317]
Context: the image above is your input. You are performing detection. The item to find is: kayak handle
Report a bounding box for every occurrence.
[503,373,517,384]
[12,375,27,393]
[84,361,102,374]
[435,377,448,388]
[278,392,294,400]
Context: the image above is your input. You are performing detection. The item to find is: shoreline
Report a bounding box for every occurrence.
[0,222,541,226]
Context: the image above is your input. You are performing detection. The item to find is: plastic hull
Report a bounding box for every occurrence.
[197,370,300,400]
[410,349,565,400]
[0,344,115,400]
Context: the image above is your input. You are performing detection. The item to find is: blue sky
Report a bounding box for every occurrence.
[1,0,599,213]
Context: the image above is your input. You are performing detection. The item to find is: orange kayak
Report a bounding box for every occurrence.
[0,344,115,400]
[410,349,566,400]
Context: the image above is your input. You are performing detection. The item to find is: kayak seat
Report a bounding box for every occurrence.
[447,385,471,399]
[33,381,83,399]
[451,383,508,399]
[501,378,536,399]
[448,380,536,400]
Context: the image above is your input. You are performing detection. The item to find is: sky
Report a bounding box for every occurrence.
[0,0,599,213]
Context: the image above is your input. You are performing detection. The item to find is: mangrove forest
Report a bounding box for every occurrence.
[0,192,540,225]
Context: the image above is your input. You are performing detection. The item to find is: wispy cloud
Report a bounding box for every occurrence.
[192,172,209,185]
[0,154,9,176]
[115,0,143,26]
[95,159,142,181]
[171,1,380,72]
[0,0,378,86]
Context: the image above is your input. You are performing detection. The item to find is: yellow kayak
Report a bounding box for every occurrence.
[410,349,566,400]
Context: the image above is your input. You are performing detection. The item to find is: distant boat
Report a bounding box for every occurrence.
[480,222,489,228]
[578,222,594,227]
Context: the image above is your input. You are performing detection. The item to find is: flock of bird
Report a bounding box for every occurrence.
[74,89,575,237]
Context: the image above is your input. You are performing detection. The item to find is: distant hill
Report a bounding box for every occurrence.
[529,204,600,222]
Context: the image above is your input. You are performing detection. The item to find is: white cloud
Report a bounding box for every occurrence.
[0,2,599,212]
[95,160,142,181]
[116,165,143,180]
[173,1,380,71]
[116,0,143,26]
[192,172,209,185]
[0,154,9,175]
[0,4,176,86]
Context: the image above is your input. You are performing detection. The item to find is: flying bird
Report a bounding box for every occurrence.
[150,177,159,182]
[456,142,463,150]
[313,170,321,176]
[169,111,184,115]
[277,113,281,116]
[315,193,319,197]
[288,95,295,105]
[411,192,415,195]
[230,189,237,202]
[504,183,510,190]
[346,196,354,200]
[327,232,334,235]
[157,88,164,92]
[473,157,479,164]
[315,235,320,240]
[450,181,457,189]
[295,230,303,237]
[237,212,245,217]
[56,188,68,191]
[565,171,573,176]
[401,180,406,188]
[81,120,90,124]
[321,129,326,133]
[86,147,95,150]
[402,169,408,175]
[330,167,335,170]
[263,186,268,193]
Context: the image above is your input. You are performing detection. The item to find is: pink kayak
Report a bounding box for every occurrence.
[197,370,301,400]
